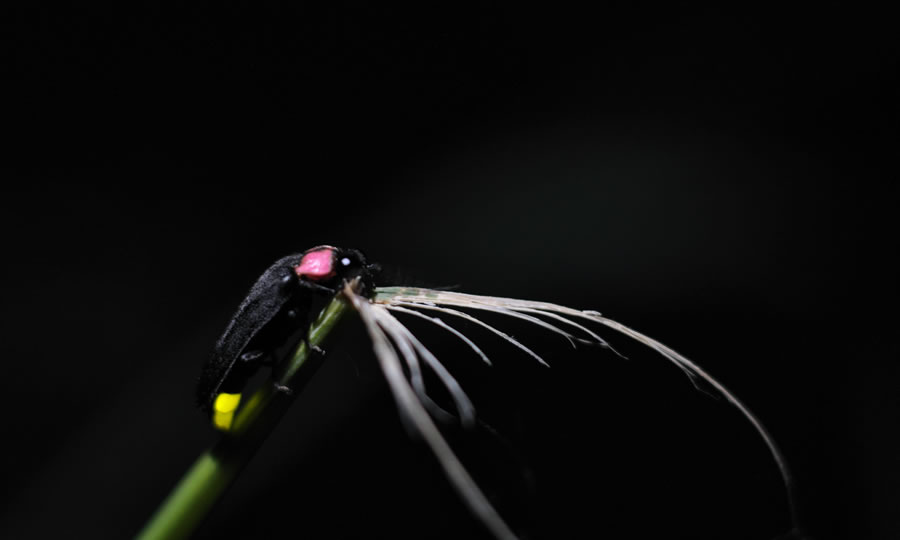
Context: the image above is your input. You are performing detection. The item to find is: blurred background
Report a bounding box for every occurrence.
[3,3,897,539]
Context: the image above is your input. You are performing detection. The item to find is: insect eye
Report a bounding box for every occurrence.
[341,257,352,267]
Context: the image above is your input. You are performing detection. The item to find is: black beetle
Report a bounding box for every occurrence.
[196,245,376,430]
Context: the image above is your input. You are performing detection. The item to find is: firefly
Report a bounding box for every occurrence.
[195,245,376,430]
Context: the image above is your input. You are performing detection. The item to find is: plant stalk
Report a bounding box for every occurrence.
[136,292,353,540]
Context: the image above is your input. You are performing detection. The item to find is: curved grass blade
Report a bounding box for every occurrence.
[385,304,493,366]
[345,284,518,540]
[510,306,625,357]
[389,301,550,367]
[375,306,476,427]
[374,286,802,535]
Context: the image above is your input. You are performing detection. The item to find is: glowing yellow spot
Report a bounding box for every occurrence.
[212,392,242,431]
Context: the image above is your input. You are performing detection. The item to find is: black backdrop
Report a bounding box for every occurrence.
[3,4,897,540]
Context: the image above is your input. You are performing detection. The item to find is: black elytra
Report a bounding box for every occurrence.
[196,246,377,417]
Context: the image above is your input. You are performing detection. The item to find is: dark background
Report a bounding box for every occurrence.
[2,3,897,539]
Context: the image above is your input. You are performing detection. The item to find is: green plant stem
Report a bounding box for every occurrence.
[136,293,353,540]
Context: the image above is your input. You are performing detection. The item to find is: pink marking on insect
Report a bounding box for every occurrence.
[295,248,336,281]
